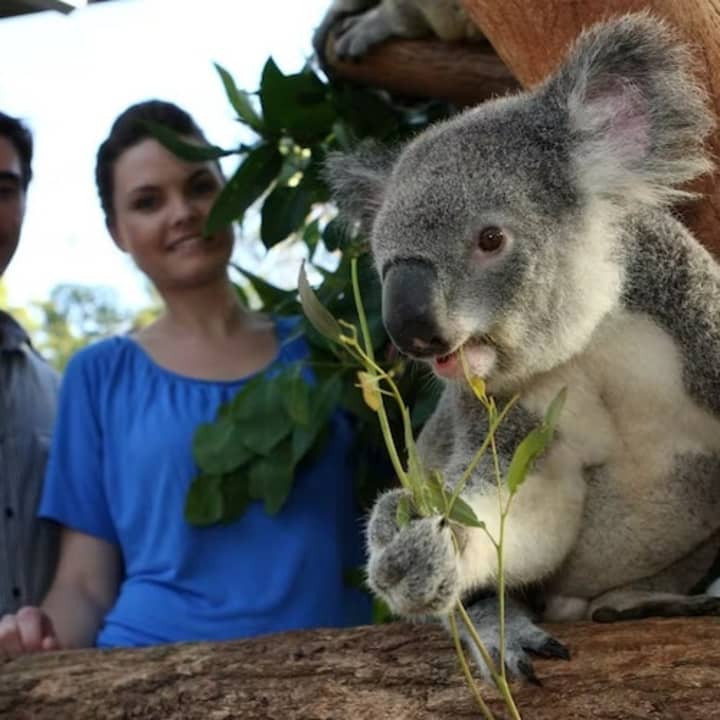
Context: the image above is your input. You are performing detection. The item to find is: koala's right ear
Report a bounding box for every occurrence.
[323,142,397,236]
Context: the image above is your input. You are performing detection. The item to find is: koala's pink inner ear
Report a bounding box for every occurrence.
[581,77,651,163]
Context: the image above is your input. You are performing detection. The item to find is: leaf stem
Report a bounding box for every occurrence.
[448,612,497,720]
[456,604,523,720]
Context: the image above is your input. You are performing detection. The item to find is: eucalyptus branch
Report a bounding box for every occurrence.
[448,612,497,720]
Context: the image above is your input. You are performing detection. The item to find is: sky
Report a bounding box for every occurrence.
[0,0,331,311]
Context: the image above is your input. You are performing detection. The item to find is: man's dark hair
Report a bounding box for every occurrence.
[0,112,33,190]
[95,99,210,226]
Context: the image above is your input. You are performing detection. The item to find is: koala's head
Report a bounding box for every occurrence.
[325,13,713,392]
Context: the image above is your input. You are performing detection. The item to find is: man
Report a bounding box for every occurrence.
[0,111,59,615]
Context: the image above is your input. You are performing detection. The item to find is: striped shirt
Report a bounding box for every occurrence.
[0,310,59,615]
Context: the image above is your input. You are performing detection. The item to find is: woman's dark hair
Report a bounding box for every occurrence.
[95,99,209,226]
[0,111,33,190]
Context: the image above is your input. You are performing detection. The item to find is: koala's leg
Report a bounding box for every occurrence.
[454,594,570,684]
[588,532,720,621]
[333,0,432,59]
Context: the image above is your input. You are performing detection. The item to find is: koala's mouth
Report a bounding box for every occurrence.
[431,339,497,380]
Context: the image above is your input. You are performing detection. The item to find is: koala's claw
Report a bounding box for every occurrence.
[529,636,571,660]
[459,596,570,684]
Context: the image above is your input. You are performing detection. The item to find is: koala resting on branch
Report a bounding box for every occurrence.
[312,0,481,64]
[325,13,720,682]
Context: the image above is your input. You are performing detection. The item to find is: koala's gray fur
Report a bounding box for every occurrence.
[325,13,720,680]
[313,0,480,63]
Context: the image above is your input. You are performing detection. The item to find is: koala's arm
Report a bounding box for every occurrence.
[413,388,588,595]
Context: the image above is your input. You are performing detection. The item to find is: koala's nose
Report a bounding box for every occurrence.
[382,260,448,356]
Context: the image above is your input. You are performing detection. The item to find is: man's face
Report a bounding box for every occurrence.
[0,136,26,276]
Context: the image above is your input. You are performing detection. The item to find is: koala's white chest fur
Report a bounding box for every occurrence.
[522,310,720,599]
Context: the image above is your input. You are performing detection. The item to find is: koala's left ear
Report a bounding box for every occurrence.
[323,141,397,237]
[545,12,714,207]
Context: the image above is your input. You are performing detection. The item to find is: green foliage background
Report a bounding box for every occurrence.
[171,59,455,524]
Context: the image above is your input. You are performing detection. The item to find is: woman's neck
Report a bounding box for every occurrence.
[155,280,248,340]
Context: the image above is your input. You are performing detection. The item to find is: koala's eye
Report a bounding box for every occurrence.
[475,226,505,254]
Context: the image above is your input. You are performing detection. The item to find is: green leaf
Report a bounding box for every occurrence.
[193,419,253,474]
[204,142,283,234]
[220,470,252,523]
[260,59,336,142]
[238,410,293,456]
[214,62,264,133]
[278,366,311,426]
[322,216,346,252]
[505,427,551,495]
[544,386,567,433]
[505,388,566,495]
[426,469,449,516]
[248,443,295,514]
[142,120,235,162]
[447,496,485,529]
[260,182,315,248]
[298,263,342,341]
[185,475,224,526]
[396,494,412,528]
[303,218,322,253]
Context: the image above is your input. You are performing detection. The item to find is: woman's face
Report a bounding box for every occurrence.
[109,137,233,293]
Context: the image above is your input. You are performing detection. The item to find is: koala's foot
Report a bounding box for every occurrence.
[458,595,570,685]
[333,8,394,59]
[590,590,720,622]
[366,488,461,615]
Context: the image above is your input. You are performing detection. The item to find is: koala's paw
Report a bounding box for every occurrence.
[366,489,461,616]
[333,9,392,59]
[460,596,570,685]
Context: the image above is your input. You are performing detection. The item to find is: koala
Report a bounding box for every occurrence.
[325,13,720,681]
[313,0,480,64]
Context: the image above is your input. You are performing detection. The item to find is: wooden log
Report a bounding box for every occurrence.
[1,618,719,719]
[325,38,519,106]
[462,0,720,256]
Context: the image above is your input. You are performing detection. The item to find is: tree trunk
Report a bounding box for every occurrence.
[2,618,719,719]
[462,0,720,256]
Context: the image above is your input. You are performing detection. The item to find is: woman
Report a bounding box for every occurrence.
[0,100,371,653]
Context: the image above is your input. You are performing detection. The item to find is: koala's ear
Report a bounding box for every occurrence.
[547,12,714,206]
[323,142,397,236]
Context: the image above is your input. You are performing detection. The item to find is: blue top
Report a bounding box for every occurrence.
[39,316,370,647]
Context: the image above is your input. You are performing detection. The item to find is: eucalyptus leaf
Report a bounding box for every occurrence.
[220,471,252,523]
[505,426,551,495]
[322,216,346,252]
[193,419,253,474]
[248,443,295,514]
[205,142,283,234]
[184,475,225,526]
[298,262,342,341]
[447,496,485,529]
[426,469,449,516]
[279,366,312,426]
[142,120,235,162]
[544,386,567,432]
[260,59,335,142]
[214,62,264,133]
[396,494,412,528]
[260,182,315,248]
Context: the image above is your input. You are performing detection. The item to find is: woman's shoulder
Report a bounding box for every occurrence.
[62,335,142,384]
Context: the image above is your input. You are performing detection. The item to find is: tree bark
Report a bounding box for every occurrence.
[462,0,720,256]
[325,38,519,106]
[2,618,719,719]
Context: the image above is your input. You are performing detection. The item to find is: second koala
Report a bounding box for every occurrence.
[326,13,720,680]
